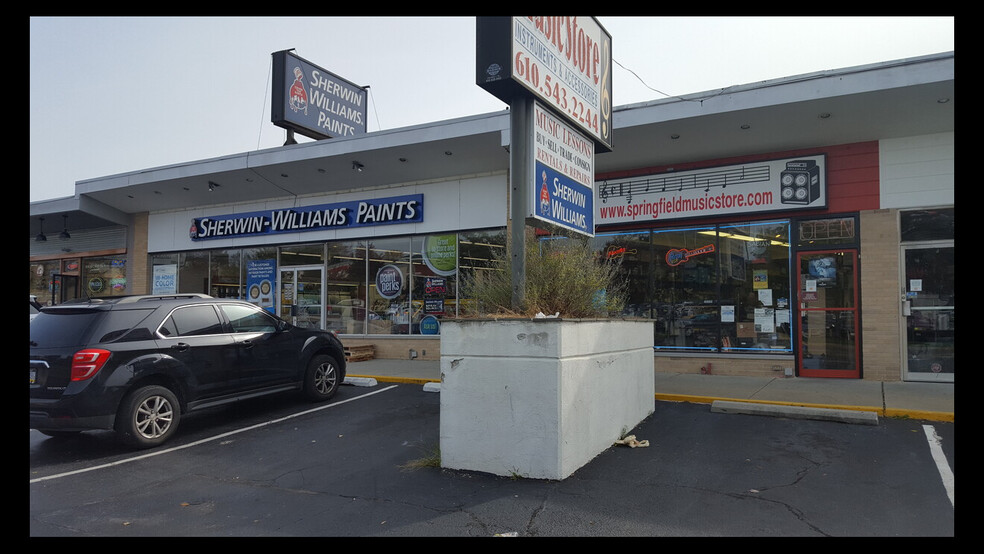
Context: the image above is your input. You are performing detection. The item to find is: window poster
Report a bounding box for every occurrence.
[755,308,776,333]
[753,269,769,289]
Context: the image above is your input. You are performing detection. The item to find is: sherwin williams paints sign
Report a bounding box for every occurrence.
[271,50,367,140]
[190,194,423,241]
[531,101,594,236]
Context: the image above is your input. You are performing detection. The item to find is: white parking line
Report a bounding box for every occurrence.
[922,424,954,508]
[29,385,400,484]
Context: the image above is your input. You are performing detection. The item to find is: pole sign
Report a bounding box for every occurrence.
[531,101,594,236]
[271,50,367,140]
[477,16,613,152]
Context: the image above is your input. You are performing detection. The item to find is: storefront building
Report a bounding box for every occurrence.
[29,52,953,382]
[30,196,140,305]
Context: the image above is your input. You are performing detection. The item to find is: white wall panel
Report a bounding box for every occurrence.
[879,133,954,209]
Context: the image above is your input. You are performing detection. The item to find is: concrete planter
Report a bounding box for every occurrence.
[439,318,655,480]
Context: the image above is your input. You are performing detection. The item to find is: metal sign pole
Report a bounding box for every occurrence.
[509,97,532,311]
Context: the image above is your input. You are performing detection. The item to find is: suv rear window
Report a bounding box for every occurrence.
[90,308,158,342]
[30,311,105,348]
[31,308,159,347]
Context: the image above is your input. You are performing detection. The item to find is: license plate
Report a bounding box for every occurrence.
[29,369,36,384]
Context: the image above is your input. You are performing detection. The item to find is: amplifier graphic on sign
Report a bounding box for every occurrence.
[779,160,821,205]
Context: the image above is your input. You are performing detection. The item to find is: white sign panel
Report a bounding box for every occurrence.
[511,17,613,150]
[596,155,827,226]
[530,101,594,236]
[152,264,177,294]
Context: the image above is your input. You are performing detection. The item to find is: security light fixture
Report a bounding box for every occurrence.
[352,161,364,172]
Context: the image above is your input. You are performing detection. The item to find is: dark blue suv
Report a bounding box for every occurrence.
[30,294,347,448]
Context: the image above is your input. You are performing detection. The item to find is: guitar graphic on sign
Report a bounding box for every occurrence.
[665,244,715,266]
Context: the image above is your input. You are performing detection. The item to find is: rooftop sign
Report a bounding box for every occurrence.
[271,50,367,141]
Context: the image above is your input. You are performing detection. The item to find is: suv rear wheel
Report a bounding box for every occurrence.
[303,354,341,401]
[115,385,181,448]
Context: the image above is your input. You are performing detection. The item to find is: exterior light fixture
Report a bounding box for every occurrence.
[36,217,47,241]
[352,161,364,172]
[60,214,71,239]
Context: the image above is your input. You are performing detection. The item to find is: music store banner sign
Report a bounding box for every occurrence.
[595,155,827,225]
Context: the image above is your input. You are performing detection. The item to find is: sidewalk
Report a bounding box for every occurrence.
[345,358,954,423]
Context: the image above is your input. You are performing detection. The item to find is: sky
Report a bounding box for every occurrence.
[29,16,954,203]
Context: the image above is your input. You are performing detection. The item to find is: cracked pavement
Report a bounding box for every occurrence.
[30,383,954,536]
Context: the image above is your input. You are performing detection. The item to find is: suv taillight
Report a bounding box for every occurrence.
[71,349,112,381]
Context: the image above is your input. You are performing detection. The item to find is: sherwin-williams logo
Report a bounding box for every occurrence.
[289,66,309,115]
[539,171,550,216]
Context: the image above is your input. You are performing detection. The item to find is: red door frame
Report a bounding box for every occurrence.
[796,249,861,379]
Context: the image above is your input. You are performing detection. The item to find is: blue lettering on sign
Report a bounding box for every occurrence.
[191,194,423,240]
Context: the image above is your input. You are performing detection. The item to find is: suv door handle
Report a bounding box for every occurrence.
[240,340,255,349]
[171,342,190,352]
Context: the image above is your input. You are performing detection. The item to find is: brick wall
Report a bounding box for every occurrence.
[859,208,902,381]
[344,338,441,361]
[654,356,794,377]
[130,213,150,295]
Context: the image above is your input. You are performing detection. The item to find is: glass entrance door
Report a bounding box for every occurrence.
[279,266,324,329]
[902,243,954,382]
[52,274,79,304]
[796,250,860,378]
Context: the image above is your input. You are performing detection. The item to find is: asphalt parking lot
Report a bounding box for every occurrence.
[30,382,954,537]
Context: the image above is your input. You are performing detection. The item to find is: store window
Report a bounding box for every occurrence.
[243,246,278,313]
[210,249,242,299]
[29,261,59,305]
[151,251,208,294]
[901,208,954,242]
[148,229,509,335]
[82,256,128,298]
[368,237,412,334]
[326,241,368,334]
[718,221,791,353]
[458,229,508,316]
[589,231,652,318]
[651,225,720,350]
[410,234,457,334]
[280,243,325,266]
[591,220,792,354]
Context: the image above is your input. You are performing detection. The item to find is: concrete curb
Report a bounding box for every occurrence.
[657,393,953,423]
[342,376,954,423]
[343,376,378,387]
[710,400,879,425]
